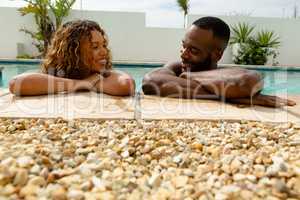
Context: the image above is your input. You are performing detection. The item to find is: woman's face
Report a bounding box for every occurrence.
[80,30,108,73]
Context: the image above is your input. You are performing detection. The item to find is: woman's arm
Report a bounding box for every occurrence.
[9,70,135,97]
[9,73,100,96]
[95,70,135,96]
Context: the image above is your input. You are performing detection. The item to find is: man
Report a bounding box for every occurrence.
[142,16,295,107]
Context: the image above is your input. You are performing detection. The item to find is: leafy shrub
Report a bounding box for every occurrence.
[230,22,280,65]
[19,0,76,58]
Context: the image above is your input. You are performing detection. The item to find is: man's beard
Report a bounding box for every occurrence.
[182,56,212,72]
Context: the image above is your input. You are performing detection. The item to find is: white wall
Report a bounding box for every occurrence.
[0,7,38,58]
[0,7,299,65]
[66,10,184,62]
[0,7,184,63]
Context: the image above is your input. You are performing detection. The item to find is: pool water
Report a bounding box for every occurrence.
[1,63,300,95]
[257,69,300,95]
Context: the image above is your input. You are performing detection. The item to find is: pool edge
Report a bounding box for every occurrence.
[1,59,300,70]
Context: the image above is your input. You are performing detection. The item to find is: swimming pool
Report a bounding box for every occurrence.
[1,62,300,95]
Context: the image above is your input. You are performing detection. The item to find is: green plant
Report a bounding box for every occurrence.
[234,37,279,65]
[16,54,35,59]
[256,30,280,48]
[234,38,265,65]
[18,0,76,58]
[230,22,280,65]
[49,0,76,28]
[177,0,190,28]
[230,22,255,45]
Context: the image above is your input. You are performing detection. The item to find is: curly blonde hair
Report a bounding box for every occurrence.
[42,20,112,79]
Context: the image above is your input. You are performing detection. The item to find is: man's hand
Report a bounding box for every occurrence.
[228,94,296,108]
[252,94,296,107]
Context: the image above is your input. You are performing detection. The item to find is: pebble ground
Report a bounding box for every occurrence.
[0,118,300,200]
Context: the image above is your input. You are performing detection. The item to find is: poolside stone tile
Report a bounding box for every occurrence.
[0,92,135,119]
[0,92,299,123]
[141,95,300,123]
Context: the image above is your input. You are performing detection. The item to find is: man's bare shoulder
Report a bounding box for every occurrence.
[146,61,182,76]
[215,66,259,75]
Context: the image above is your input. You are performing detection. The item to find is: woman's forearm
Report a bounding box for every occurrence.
[9,73,77,96]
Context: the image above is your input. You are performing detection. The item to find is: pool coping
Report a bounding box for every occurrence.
[0,92,299,124]
[1,58,300,71]
[219,64,300,71]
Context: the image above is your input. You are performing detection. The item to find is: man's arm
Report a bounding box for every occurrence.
[180,68,263,99]
[9,73,100,96]
[142,62,217,99]
[227,94,296,107]
[181,68,296,107]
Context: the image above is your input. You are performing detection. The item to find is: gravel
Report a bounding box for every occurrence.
[0,118,300,199]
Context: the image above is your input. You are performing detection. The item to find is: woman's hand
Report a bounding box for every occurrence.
[74,73,103,91]
[93,70,135,96]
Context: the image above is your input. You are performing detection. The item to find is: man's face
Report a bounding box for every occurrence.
[180,25,222,72]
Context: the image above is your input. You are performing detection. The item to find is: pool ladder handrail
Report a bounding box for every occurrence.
[134,90,142,125]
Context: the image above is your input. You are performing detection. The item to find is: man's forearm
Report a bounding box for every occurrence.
[163,85,219,99]
[181,70,263,99]
[143,73,216,99]
[200,77,263,99]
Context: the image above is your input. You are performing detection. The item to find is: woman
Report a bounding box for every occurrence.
[9,20,135,96]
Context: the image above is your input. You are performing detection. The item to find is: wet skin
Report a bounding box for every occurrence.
[142,25,296,107]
